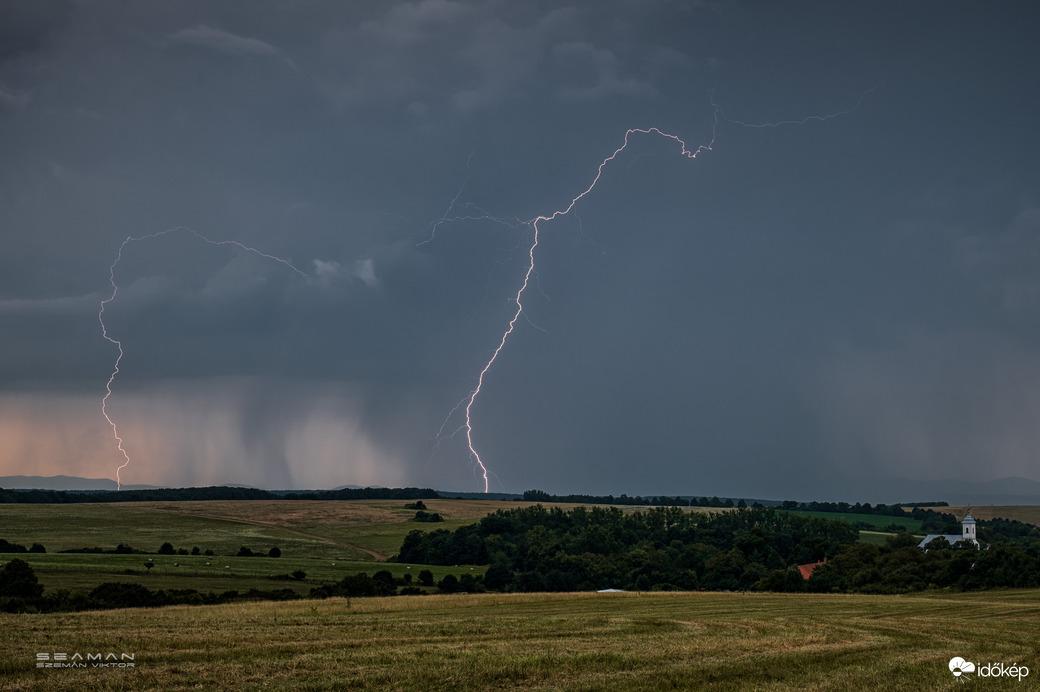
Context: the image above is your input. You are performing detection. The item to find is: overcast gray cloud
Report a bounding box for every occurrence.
[1,1,1038,500]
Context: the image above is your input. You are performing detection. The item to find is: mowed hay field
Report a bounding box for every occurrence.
[3,589,1039,691]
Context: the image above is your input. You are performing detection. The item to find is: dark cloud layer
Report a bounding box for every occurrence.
[1,1,1039,499]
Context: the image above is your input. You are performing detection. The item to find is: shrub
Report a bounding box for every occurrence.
[268,547,281,558]
[0,539,28,553]
[89,582,158,609]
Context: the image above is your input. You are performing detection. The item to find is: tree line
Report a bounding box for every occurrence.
[0,559,477,613]
[0,486,440,504]
[0,558,301,613]
[521,489,949,515]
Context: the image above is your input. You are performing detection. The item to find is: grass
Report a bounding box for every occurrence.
[0,502,370,560]
[781,510,923,532]
[858,530,915,546]
[2,589,1038,690]
[0,500,509,595]
[5,553,484,594]
[0,499,727,562]
[940,505,1040,527]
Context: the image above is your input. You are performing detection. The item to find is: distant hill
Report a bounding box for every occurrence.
[882,476,1040,506]
[0,475,163,491]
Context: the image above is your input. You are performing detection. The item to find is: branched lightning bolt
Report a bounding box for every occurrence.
[434,86,879,492]
[99,226,307,490]
[455,115,722,492]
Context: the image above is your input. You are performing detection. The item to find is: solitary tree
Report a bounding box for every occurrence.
[438,574,459,594]
[268,547,281,558]
[0,558,43,598]
[483,564,513,591]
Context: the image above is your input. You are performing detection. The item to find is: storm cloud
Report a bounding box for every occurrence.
[1,1,1038,499]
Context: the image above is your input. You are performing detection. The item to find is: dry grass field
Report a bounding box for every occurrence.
[2,589,1038,691]
[941,505,1040,527]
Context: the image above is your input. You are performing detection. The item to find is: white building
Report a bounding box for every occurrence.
[918,511,979,550]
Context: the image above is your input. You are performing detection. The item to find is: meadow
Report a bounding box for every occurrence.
[3,589,1038,690]
[780,509,923,532]
[0,500,509,594]
[0,499,731,594]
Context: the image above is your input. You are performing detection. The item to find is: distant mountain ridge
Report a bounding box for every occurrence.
[0,475,163,491]
[880,476,1040,506]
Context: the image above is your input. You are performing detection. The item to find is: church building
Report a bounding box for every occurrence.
[917,511,979,550]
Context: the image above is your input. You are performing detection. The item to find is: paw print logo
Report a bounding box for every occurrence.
[949,657,976,678]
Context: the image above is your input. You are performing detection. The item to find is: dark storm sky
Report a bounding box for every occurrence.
[2,1,1039,499]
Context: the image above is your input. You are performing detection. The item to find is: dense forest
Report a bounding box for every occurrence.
[395,505,1040,593]
[396,505,857,591]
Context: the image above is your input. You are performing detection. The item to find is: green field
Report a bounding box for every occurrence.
[3,589,1038,690]
[781,509,923,532]
[5,553,480,595]
[0,500,509,594]
[0,499,595,560]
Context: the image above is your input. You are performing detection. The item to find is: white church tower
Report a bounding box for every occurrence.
[961,511,978,546]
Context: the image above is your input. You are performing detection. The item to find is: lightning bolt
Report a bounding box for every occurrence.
[99,227,307,490]
[433,87,878,492]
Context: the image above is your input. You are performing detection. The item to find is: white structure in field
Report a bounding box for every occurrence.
[918,511,979,550]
